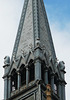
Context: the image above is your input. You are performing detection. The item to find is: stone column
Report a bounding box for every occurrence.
[35,59,41,81]
[51,73,54,92]
[4,77,8,100]
[38,84,41,100]
[17,71,21,89]
[8,76,11,98]
[44,67,48,84]
[62,82,66,100]
[26,66,29,86]
[59,61,66,100]
[34,39,42,81]
[57,80,62,100]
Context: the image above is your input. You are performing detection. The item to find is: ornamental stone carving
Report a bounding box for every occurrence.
[4,56,10,65]
[59,61,65,70]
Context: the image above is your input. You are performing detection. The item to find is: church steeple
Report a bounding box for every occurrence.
[12,0,56,60]
[3,0,66,100]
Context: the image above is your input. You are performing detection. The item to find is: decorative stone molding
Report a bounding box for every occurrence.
[11,0,29,60]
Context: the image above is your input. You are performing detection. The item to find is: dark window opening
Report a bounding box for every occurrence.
[48,68,52,84]
[41,62,45,82]
[20,64,26,86]
[54,74,58,94]
[29,60,35,82]
[11,69,17,92]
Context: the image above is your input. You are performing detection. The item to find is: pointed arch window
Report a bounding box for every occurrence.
[54,74,58,94]
[20,64,26,86]
[11,69,18,91]
[48,68,52,84]
[28,59,35,82]
[41,61,45,82]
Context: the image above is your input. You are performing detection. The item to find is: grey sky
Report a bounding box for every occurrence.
[0,0,70,100]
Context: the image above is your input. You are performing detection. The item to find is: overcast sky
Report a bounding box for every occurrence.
[0,0,70,100]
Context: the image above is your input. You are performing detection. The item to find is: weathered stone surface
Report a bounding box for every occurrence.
[39,0,56,59]
[3,0,66,100]
[17,0,34,56]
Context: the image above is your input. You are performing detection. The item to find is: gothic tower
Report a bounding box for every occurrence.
[3,0,66,100]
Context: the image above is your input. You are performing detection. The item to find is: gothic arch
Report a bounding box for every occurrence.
[26,52,34,64]
[28,59,35,82]
[20,64,26,86]
[48,67,52,84]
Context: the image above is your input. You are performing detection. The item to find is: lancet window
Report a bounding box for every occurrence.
[28,59,35,82]
[48,68,52,84]
[11,69,18,91]
[20,64,26,86]
[41,61,45,82]
[54,74,58,94]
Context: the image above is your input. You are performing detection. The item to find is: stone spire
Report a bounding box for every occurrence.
[11,0,56,61]
[3,0,66,100]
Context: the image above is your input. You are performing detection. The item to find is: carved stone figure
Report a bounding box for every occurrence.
[59,61,65,70]
[35,38,40,46]
[4,56,10,65]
